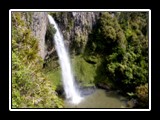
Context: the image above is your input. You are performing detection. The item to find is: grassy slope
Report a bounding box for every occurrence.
[43,67,62,90]
[44,54,115,89]
[72,55,97,86]
[44,55,97,88]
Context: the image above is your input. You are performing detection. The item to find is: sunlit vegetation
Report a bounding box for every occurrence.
[83,12,148,107]
[12,12,63,108]
[12,11,149,108]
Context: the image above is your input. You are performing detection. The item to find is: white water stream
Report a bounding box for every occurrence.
[48,15,82,104]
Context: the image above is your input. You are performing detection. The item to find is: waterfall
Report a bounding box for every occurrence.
[48,15,82,104]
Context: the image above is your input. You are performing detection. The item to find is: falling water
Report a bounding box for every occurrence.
[48,15,82,104]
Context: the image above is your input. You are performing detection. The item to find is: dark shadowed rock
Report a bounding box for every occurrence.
[79,86,96,96]
[126,98,138,108]
[96,83,111,91]
[55,85,64,96]
[53,12,101,54]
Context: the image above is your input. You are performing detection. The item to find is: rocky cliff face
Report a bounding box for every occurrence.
[31,12,48,59]
[21,12,100,59]
[52,12,100,54]
[21,12,49,59]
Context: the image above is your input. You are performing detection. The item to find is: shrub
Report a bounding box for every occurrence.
[12,12,63,108]
[135,83,149,107]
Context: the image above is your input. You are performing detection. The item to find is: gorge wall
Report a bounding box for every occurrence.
[21,12,101,59]
[50,12,100,54]
[20,12,49,59]
[31,12,48,59]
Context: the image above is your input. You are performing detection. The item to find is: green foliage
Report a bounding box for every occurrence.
[45,23,56,41]
[83,12,148,107]
[45,23,56,51]
[46,12,149,108]
[49,12,63,23]
[43,67,62,90]
[103,26,116,41]
[72,55,97,86]
[13,12,148,108]
[23,12,33,27]
[49,12,74,32]
[71,34,87,55]
[85,12,126,56]
[135,83,148,107]
[12,12,63,108]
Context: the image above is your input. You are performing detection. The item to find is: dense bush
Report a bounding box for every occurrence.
[84,12,148,107]
[136,83,148,102]
[12,12,63,108]
[45,23,56,51]
[135,83,149,107]
[85,12,126,56]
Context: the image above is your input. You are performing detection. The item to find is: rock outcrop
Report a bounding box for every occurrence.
[52,12,100,54]
[31,12,49,59]
[20,12,49,59]
[21,12,100,59]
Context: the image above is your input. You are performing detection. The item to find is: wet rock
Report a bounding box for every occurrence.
[79,86,96,96]
[96,83,111,91]
[55,85,64,96]
[126,98,137,108]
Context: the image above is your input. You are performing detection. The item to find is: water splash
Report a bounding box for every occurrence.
[48,15,82,104]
